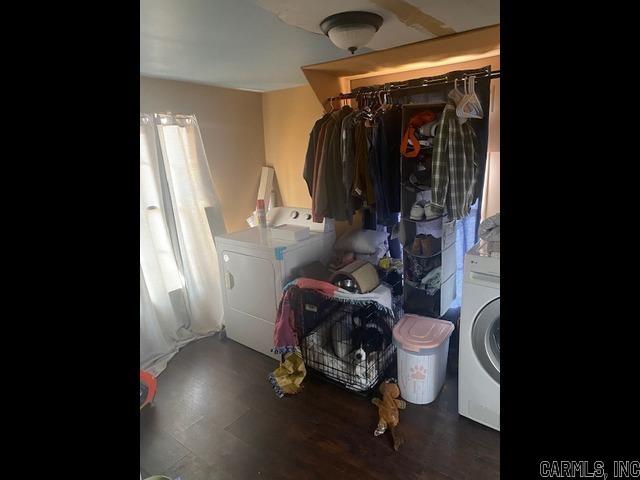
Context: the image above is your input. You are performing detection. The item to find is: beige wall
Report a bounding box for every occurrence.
[262,85,322,209]
[140,76,265,233]
[482,79,500,220]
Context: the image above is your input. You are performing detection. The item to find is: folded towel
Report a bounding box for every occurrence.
[479,213,500,242]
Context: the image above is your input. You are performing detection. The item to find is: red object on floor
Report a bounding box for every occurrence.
[140,369,157,410]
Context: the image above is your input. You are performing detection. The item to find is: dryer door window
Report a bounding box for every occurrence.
[471,297,500,384]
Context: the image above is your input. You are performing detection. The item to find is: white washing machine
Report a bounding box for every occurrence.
[459,241,500,430]
[212,207,335,360]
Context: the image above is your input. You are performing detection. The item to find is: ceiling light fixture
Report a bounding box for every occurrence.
[320,11,384,55]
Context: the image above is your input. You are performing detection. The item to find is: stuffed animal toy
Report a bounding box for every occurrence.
[371,379,407,451]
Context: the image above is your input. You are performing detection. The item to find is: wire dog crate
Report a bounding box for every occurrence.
[300,299,397,395]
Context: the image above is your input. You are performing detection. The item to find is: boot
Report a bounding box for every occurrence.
[420,235,441,257]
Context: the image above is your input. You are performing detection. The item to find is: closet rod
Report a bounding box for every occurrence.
[326,68,500,103]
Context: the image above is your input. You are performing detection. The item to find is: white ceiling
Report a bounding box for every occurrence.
[140,0,499,92]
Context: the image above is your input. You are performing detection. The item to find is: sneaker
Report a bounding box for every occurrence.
[424,203,444,220]
[409,163,430,189]
[410,202,425,220]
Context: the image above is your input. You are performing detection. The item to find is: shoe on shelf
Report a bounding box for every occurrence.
[409,173,429,191]
[410,202,425,220]
[420,234,441,257]
[411,237,422,255]
[424,203,444,220]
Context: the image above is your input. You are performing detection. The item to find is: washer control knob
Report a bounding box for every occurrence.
[305,213,312,220]
[290,210,299,219]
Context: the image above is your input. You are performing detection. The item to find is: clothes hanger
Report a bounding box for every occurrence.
[362,92,376,125]
[373,89,385,114]
[370,90,382,114]
[448,78,465,105]
[355,93,371,121]
[447,77,468,124]
[456,75,483,119]
[380,88,394,111]
[330,97,339,113]
[326,97,334,113]
[463,75,483,117]
[362,92,373,115]
[361,94,371,117]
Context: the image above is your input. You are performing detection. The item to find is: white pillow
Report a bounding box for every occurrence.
[355,244,389,264]
[334,229,389,254]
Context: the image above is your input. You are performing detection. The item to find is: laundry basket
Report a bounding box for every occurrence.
[393,314,454,404]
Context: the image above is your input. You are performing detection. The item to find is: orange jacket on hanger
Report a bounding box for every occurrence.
[400,110,437,158]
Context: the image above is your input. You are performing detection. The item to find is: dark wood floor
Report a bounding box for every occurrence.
[140,333,499,480]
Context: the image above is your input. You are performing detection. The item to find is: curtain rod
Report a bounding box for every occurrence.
[326,68,500,102]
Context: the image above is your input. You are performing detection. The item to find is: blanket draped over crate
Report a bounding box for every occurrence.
[268,277,394,398]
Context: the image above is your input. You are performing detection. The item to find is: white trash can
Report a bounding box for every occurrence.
[393,314,454,404]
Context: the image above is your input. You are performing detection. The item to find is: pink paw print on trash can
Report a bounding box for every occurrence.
[411,365,426,380]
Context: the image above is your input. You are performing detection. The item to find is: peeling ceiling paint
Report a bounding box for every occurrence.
[255,0,428,50]
[140,0,499,92]
[368,0,456,37]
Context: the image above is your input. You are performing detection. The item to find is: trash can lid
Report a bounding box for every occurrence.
[393,314,454,353]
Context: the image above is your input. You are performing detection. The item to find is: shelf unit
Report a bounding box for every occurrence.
[400,103,457,318]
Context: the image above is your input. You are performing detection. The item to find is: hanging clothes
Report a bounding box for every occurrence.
[304,105,360,223]
[304,113,331,197]
[305,103,401,226]
[327,105,353,222]
[314,106,353,222]
[311,113,336,222]
[352,120,375,206]
[307,114,333,222]
[341,109,357,222]
[304,99,426,229]
[369,105,402,226]
[431,98,479,220]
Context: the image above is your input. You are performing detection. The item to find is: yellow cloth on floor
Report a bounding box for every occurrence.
[268,350,306,398]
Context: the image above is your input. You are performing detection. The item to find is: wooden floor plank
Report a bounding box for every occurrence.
[140,335,499,479]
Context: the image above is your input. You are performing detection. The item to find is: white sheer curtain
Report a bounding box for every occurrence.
[140,113,226,375]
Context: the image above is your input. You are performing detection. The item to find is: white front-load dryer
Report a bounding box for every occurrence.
[211,207,335,360]
[459,241,500,430]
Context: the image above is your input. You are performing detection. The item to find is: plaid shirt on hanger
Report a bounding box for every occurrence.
[431,100,478,220]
